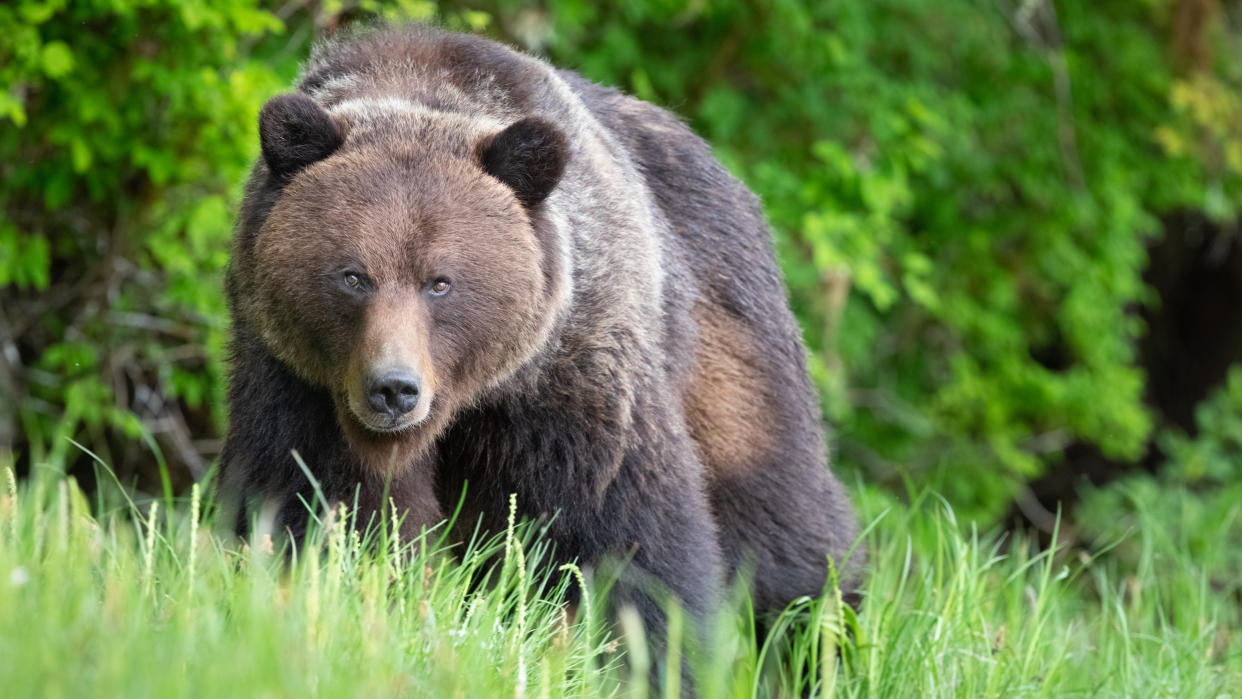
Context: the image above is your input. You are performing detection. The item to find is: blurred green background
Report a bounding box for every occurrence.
[2,0,1241,537]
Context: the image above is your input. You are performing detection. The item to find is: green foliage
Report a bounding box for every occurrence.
[0,0,291,474]
[3,0,1242,523]
[1158,366,1242,483]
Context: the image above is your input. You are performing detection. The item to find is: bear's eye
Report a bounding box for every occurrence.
[429,278,452,296]
[342,271,367,292]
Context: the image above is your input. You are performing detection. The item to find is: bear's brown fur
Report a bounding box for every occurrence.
[222,24,862,653]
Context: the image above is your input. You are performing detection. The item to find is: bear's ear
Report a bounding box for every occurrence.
[480,118,568,208]
[259,93,344,181]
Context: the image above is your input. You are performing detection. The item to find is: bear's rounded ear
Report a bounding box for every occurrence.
[259,93,344,181]
[480,117,568,208]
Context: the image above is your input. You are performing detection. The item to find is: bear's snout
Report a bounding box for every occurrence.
[366,371,421,417]
[345,359,435,434]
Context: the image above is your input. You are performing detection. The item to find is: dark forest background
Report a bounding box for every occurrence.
[3,0,1242,542]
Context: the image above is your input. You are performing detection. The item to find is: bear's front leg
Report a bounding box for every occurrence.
[438,394,724,687]
[592,441,725,632]
[589,450,722,695]
[551,413,724,694]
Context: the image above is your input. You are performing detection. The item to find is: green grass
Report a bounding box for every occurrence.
[1,461,1239,698]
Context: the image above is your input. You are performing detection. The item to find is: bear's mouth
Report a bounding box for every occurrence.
[342,390,434,435]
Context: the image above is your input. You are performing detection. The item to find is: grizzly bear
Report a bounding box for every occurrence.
[221,24,862,646]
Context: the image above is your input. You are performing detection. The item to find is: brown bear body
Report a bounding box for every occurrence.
[222,25,861,642]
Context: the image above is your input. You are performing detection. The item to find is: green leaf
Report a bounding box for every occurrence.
[40,40,74,78]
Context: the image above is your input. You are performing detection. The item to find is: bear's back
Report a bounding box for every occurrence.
[299,26,563,124]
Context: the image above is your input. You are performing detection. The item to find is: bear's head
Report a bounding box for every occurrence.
[237,92,569,468]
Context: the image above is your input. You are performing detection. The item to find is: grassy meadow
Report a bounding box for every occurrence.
[2,456,1239,698]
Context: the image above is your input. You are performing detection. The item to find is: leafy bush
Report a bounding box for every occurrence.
[4,0,1241,523]
[1,0,291,482]
[1159,366,1242,483]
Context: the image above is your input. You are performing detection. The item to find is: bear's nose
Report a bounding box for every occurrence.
[366,372,421,416]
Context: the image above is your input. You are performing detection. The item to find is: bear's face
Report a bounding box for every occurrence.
[243,94,567,463]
